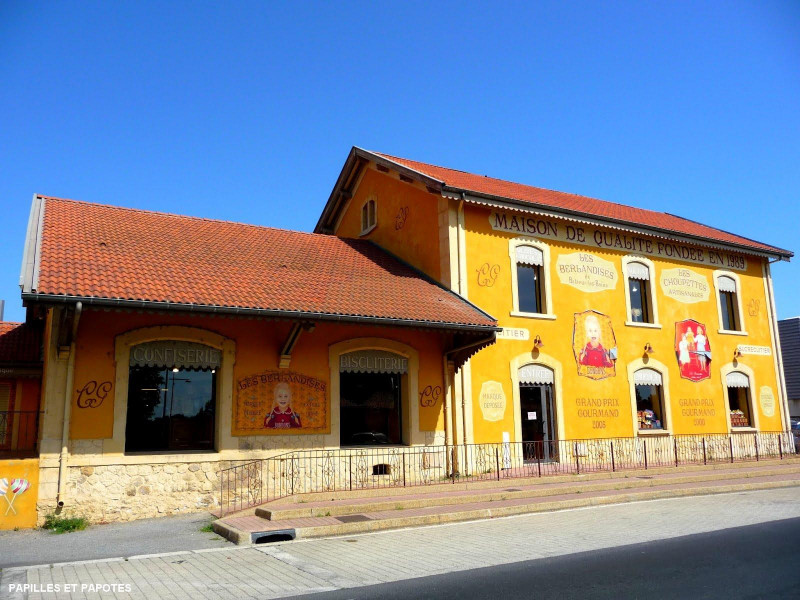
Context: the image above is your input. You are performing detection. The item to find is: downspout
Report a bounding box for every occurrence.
[56,301,82,508]
[456,199,469,448]
[764,258,791,432]
[445,333,497,474]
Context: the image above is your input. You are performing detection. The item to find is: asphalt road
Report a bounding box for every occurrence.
[296,517,800,599]
[0,512,230,569]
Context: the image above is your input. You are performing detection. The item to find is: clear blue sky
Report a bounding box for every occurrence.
[1,1,799,322]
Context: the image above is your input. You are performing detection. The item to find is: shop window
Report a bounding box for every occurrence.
[623,258,657,326]
[634,368,666,430]
[339,349,407,446]
[360,198,377,235]
[726,371,752,428]
[515,245,546,315]
[125,341,219,452]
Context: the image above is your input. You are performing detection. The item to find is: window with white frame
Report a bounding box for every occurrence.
[633,368,666,430]
[624,259,655,325]
[515,245,546,314]
[717,275,741,332]
[360,198,377,235]
[726,371,752,428]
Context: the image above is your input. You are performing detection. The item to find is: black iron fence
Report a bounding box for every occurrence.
[0,411,41,458]
[217,430,798,515]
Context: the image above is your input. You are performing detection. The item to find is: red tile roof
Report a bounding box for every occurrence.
[374,152,791,257]
[0,322,42,365]
[27,197,496,330]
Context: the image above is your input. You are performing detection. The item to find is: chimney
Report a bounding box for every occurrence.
[0,300,4,321]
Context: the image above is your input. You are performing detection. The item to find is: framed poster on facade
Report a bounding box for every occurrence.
[572,310,617,380]
[234,371,328,435]
[674,319,711,382]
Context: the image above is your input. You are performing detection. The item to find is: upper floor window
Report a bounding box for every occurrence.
[623,257,658,327]
[516,245,545,314]
[718,276,739,331]
[714,272,745,334]
[360,198,377,235]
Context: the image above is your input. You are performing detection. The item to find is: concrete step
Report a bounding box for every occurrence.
[254,463,800,521]
[213,464,800,545]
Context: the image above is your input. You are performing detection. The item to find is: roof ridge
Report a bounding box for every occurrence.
[373,152,649,214]
[37,194,334,239]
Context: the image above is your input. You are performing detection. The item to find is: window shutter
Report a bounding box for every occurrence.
[516,246,543,266]
[626,262,650,281]
[518,365,554,385]
[634,368,662,386]
[726,371,749,388]
[718,276,737,293]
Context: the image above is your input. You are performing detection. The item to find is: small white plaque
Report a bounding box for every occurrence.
[527,411,537,420]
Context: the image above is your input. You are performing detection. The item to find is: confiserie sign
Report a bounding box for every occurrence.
[489,211,748,271]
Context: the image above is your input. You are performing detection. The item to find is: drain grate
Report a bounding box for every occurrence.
[336,514,372,523]
[504,488,522,492]
[637,476,654,480]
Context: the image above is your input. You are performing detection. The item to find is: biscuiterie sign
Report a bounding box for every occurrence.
[489,211,748,271]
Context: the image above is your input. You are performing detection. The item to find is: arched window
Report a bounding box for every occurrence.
[717,274,741,332]
[360,198,377,235]
[509,240,553,318]
[633,368,666,430]
[726,371,753,428]
[623,256,659,327]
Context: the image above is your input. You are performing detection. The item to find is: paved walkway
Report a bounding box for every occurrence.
[2,487,799,599]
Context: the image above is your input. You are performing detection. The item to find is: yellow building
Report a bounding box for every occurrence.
[317,148,793,451]
[2,148,794,526]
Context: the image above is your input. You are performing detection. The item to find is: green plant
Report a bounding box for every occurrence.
[395,505,404,510]
[42,514,88,534]
[200,523,215,533]
[324,511,331,516]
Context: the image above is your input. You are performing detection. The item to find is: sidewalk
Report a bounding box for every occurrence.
[0,512,229,570]
[2,487,799,600]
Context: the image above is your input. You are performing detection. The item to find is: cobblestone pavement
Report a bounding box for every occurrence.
[3,487,800,600]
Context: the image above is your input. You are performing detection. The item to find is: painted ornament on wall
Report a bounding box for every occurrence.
[395,206,409,230]
[235,371,327,434]
[476,263,500,287]
[674,319,711,382]
[572,310,617,380]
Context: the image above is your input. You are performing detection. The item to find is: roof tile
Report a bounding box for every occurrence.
[376,152,790,257]
[33,197,495,329]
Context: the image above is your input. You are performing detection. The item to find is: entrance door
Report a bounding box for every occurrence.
[520,383,556,460]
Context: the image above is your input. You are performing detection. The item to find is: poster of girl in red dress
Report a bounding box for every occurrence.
[675,319,711,382]
[573,310,618,380]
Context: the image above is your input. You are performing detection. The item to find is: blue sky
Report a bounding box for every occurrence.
[1,1,799,322]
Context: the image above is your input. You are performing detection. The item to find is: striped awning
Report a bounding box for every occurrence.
[626,262,650,281]
[718,275,737,293]
[519,364,554,385]
[516,245,544,266]
[726,371,750,388]
[634,368,662,386]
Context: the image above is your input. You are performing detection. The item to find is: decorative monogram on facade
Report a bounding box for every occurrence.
[747,299,761,317]
[476,263,500,287]
[419,385,442,407]
[76,381,112,408]
[395,206,409,230]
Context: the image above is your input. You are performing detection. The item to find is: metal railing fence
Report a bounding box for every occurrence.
[218,430,797,515]
[0,410,41,458]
